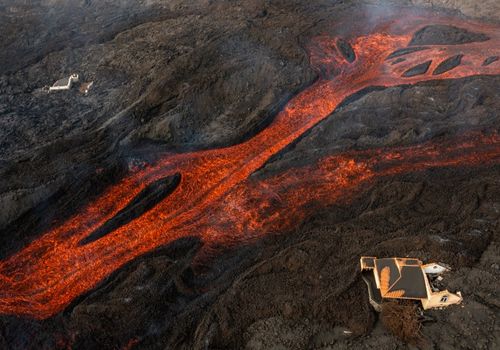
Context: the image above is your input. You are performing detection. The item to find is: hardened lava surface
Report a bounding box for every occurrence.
[1,1,500,350]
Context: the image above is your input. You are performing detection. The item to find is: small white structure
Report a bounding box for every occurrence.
[423,263,450,275]
[48,73,79,92]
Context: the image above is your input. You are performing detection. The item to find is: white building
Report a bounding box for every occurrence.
[48,73,79,92]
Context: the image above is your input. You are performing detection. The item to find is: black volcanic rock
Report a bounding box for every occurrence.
[409,24,489,46]
[258,76,500,173]
[402,60,432,77]
[386,47,428,60]
[483,55,499,66]
[79,173,181,245]
[337,38,356,63]
[391,57,406,65]
[433,54,463,75]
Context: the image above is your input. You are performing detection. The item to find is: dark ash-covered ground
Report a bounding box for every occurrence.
[1,1,499,349]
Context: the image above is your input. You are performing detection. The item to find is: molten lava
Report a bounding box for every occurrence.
[1,9,500,319]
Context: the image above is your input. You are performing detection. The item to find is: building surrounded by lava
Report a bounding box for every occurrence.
[360,257,463,311]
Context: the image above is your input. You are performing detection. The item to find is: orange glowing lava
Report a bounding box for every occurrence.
[1,9,500,319]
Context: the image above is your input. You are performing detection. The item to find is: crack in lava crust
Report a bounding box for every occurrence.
[1,10,500,319]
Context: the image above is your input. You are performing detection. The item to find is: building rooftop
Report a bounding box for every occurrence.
[360,256,462,310]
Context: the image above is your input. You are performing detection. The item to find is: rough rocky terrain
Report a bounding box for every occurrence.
[410,0,500,21]
[0,1,499,349]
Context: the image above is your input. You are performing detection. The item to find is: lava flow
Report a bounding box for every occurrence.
[1,9,500,319]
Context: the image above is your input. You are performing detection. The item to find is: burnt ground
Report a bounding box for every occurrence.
[0,1,499,349]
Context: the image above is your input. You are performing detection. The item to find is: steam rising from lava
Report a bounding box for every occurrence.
[1,9,500,319]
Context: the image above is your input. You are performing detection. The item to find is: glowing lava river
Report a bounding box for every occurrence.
[1,9,500,319]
